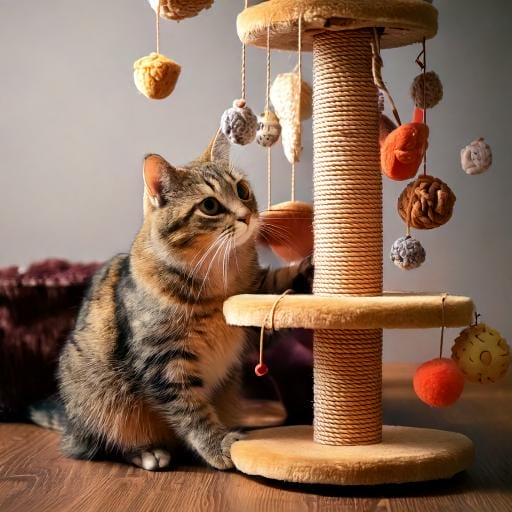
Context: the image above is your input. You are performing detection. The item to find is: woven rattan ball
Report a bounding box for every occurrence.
[148,0,214,21]
[398,175,456,230]
[390,235,426,270]
[220,99,257,146]
[410,71,443,109]
[452,324,510,383]
[133,53,181,100]
[460,137,493,175]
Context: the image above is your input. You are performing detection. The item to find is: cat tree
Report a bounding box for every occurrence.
[224,0,475,485]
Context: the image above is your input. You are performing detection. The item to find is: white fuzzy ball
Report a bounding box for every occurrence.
[220,99,257,146]
[460,137,492,175]
[390,236,426,270]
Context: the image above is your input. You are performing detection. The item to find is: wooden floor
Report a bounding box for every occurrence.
[1,364,511,512]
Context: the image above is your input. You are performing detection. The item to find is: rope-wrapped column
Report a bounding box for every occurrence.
[312,30,383,445]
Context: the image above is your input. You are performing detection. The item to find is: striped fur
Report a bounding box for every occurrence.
[31,132,312,471]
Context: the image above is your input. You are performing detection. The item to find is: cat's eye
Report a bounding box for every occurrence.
[236,180,251,201]
[199,197,224,216]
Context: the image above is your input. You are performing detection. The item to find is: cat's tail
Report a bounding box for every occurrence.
[29,395,66,432]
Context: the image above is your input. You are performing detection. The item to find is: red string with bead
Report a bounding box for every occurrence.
[255,289,293,377]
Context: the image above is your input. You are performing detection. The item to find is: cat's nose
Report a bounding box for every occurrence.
[237,214,251,225]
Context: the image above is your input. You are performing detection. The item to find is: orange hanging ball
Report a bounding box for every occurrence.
[413,358,465,408]
[381,122,429,180]
[258,201,313,263]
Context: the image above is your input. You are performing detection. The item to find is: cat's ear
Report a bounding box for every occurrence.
[143,154,176,208]
[199,129,230,165]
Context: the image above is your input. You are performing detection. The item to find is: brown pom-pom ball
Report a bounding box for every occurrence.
[133,53,181,100]
[398,175,456,229]
[149,0,214,21]
[410,71,443,109]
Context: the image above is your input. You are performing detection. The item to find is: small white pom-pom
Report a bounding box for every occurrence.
[256,111,281,147]
[460,137,492,175]
[220,99,257,146]
[390,235,426,270]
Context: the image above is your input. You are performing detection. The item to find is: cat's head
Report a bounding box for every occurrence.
[142,131,259,267]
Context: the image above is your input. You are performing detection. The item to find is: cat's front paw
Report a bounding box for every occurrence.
[292,255,314,293]
[130,448,171,471]
[203,431,245,470]
[222,430,245,456]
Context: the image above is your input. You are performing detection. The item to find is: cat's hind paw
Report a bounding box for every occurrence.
[130,448,171,471]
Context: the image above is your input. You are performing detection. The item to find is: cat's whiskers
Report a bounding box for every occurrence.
[195,230,231,300]
[221,233,233,292]
[231,234,240,274]
[187,236,224,281]
[259,223,306,259]
[259,223,294,244]
[179,233,228,324]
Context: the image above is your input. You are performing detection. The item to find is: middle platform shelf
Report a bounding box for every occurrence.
[224,292,474,330]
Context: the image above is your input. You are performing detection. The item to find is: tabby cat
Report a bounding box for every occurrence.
[31,132,312,471]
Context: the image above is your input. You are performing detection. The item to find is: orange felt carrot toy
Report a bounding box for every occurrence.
[381,122,429,181]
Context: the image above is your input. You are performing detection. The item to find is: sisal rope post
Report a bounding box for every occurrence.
[312,29,383,445]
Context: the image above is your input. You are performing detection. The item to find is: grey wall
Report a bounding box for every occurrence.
[0,1,510,361]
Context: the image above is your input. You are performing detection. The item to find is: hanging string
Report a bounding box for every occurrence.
[256,289,293,376]
[265,23,271,112]
[405,176,421,237]
[371,28,402,126]
[265,22,272,210]
[291,14,302,202]
[267,148,272,209]
[291,162,296,202]
[439,293,448,358]
[241,0,248,100]
[415,38,428,176]
[155,0,161,54]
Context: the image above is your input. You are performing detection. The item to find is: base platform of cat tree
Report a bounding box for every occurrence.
[224,293,474,330]
[231,425,474,485]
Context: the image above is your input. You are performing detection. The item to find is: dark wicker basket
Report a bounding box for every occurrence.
[0,259,101,420]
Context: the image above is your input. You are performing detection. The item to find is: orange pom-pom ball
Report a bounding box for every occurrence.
[381,122,429,181]
[413,358,465,407]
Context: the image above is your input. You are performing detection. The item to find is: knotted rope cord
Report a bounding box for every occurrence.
[371,28,401,126]
[241,0,249,100]
[312,30,383,445]
[415,38,428,176]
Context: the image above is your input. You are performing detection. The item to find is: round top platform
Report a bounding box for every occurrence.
[224,292,474,330]
[237,0,438,51]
